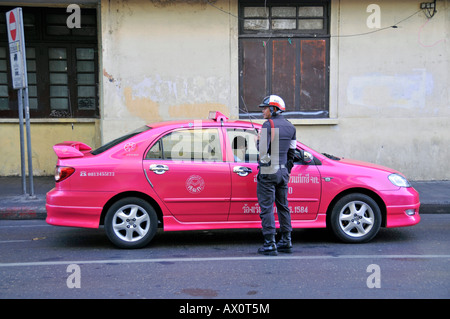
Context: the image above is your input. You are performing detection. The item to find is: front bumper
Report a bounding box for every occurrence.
[384,186,421,228]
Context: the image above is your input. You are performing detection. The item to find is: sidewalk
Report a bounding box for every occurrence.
[0,176,53,220]
[0,176,449,220]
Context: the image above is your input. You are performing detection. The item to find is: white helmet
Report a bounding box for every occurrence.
[258,95,286,112]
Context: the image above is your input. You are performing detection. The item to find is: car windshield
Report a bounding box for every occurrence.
[91,126,151,155]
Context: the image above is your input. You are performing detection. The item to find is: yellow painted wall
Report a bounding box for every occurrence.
[0,120,100,176]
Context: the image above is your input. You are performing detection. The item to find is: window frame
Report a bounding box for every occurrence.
[239,1,330,37]
[0,6,98,119]
[226,127,259,163]
[145,128,224,163]
[238,0,330,120]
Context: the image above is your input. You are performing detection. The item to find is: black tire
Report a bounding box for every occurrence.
[330,193,381,243]
[104,197,158,249]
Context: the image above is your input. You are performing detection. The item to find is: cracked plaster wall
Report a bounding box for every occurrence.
[99,0,450,180]
[101,0,237,142]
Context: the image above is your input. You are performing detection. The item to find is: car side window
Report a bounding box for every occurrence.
[226,128,259,163]
[145,128,222,162]
[146,140,162,159]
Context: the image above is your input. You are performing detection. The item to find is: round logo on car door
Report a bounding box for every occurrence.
[185,175,205,194]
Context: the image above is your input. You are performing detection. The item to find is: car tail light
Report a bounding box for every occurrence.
[55,166,75,182]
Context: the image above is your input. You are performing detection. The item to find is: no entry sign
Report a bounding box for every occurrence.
[6,8,27,89]
[8,11,17,41]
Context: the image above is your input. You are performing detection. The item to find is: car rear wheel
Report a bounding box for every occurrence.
[105,197,157,249]
[330,193,381,243]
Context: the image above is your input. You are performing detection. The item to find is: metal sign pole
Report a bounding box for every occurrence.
[17,88,26,195]
[24,87,34,196]
[7,8,34,197]
[20,13,34,197]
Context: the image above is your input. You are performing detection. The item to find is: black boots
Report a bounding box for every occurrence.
[258,232,293,255]
[257,234,278,256]
[276,232,293,253]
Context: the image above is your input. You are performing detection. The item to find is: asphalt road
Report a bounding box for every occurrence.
[0,214,449,301]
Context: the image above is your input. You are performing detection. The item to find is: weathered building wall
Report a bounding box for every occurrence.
[100,0,449,180]
[2,0,447,181]
[311,0,450,180]
[100,0,238,143]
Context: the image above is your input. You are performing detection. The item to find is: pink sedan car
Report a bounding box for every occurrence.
[46,112,420,248]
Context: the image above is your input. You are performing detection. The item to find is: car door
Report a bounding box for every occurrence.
[143,127,231,223]
[226,128,260,222]
[287,149,321,220]
[227,126,321,222]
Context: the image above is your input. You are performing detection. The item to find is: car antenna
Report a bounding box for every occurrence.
[240,95,257,132]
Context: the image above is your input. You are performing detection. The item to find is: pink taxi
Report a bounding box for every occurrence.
[46,112,420,248]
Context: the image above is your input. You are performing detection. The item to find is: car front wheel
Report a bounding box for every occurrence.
[330,193,382,243]
[105,197,158,249]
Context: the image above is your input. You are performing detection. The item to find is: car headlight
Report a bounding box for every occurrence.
[388,173,411,188]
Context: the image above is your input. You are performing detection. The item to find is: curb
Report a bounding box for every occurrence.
[0,178,448,220]
[0,195,47,220]
[419,203,450,215]
[0,203,447,221]
[0,209,47,220]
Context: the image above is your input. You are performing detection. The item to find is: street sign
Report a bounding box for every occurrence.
[8,11,17,41]
[6,8,34,197]
[6,8,27,89]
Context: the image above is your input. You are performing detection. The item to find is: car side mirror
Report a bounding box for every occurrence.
[297,150,313,164]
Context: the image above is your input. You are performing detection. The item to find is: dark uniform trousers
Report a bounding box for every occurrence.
[257,167,292,236]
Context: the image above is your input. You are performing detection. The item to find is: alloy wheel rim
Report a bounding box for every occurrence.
[338,201,375,238]
[112,204,150,242]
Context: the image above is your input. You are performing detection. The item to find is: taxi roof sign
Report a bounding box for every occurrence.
[208,111,228,122]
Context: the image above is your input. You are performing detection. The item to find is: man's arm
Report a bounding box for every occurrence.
[286,129,297,173]
[257,121,272,165]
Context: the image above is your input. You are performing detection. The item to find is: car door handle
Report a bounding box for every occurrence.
[233,166,252,177]
[149,164,169,175]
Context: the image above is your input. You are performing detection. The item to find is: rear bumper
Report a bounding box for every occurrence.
[384,187,421,228]
[46,188,107,228]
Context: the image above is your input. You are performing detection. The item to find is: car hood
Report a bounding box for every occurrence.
[338,158,399,175]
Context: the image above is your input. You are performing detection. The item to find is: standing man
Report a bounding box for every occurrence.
[256,95,297,256]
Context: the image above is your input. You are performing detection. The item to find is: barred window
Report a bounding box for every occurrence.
[0,6,98,118]
[239,1,330,119]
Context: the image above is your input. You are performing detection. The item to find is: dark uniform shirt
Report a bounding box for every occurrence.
[258,113,297,168]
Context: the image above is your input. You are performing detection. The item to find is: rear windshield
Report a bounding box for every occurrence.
[91,126,151,155]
